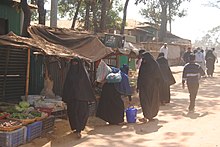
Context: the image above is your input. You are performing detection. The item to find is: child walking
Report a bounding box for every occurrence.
[182,53,205,112]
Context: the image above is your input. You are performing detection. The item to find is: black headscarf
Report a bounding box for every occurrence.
[140,52,159,74]
[62,57,95,103]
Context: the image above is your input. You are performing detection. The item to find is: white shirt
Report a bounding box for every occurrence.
[195,51,205,63]
[213,51,218,62]
[160,46,168,59]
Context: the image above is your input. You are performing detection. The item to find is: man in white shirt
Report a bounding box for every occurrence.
[212,48,218,63]
[160,43,168,59]
[195,48,206,76]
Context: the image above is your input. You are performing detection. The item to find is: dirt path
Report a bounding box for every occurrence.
[21,60,220,147]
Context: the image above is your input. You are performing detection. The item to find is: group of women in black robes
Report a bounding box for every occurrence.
[137,52,175,122]
[62,52,176,138]
[62,58,95,138]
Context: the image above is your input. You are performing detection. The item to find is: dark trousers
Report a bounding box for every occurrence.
[187,82,199,111]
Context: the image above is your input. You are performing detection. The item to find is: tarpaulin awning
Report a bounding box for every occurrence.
[0,32,85,59]
[28,25,114,62]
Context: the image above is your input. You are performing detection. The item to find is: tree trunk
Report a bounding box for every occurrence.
[159,2,168,42]
[91,0,99,33]
[50,0,58,27]
[21,0,31,37]
[37,0,46,25]
[71,0,82,29]
[120,0,129,35]
[84,0,90,30]
[168,1,171,32]
[100,0,109,32]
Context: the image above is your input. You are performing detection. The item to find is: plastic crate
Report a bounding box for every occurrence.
[26,121,42,142]
[51,109,67,119]
[41,115,55,134]
[0,127,26,147]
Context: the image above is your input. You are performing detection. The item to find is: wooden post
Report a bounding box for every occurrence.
[25,48,31,101]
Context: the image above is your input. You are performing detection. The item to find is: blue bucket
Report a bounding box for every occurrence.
[126,106,137,123]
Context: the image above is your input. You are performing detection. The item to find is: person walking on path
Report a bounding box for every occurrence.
[205,49,217,77]
[182,47,192,64]
[182,53,205,112]
[156,52,176,105]
[160,43,168,59]
[195,48,206,75]
[62,57,95,138]
[212,48,218,63]
[137,52,162,122]
[96,66,131,125]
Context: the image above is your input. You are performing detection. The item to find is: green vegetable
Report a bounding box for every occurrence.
[19,101,30,108]
[30,111,42,117]
[9,113,35,119]
[15,105,24,112]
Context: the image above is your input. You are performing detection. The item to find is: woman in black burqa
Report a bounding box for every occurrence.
[156,52,176,105]
[205,50,216,77]
[137,52,162,122]
[96,67,132,125]
[62,57,95,138]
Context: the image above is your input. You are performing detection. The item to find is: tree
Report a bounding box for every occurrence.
[91,0,99,33]
[120,0,129,34]
[100,0,110,32]
[194,26,220,48]
[37,0,46,25]
[58,0,123,32]
[205,0,220,9]
[21,0,31,37]
[84,0,91,30]
[71,0,82,29]
[137,0,189,41]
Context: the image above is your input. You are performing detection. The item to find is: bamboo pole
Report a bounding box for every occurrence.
[25,48,31,101]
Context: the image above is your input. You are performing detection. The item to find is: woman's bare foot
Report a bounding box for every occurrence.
[138,118,148,123]
[76,132,81,138]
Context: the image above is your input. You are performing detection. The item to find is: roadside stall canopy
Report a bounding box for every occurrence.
[28,25,113,62]
[0,32,83,59]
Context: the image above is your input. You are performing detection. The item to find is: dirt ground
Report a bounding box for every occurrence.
[21,60,220,147]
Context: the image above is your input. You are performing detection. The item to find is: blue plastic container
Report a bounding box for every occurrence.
[126,106,137,123]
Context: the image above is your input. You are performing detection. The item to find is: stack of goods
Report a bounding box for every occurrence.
[0,101,55,147]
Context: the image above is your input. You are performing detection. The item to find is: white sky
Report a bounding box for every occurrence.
[124,0,220,42]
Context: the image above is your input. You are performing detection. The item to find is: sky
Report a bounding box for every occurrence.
[124,0,220,42]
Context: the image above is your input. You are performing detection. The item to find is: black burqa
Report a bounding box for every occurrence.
[96,83,124,125]
[156,53,176,103]
[62,58,95,133]
[137,52,162,120]
[205,50,216,76]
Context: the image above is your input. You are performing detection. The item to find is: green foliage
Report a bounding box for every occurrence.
[139,0,189,25]
[58,0,123,31]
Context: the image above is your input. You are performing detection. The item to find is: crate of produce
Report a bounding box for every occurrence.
[26,121,42,142]
[41,115,55,134]
[51,109,67,119]
[0,126,26,147]
[0,119,22,132]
